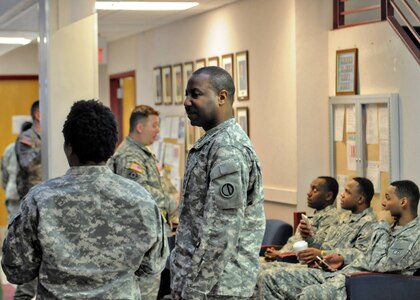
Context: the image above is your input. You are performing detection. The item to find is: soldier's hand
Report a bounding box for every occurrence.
[264,247,279,261]
[297,247,321,263]
[376,210,394,224]
[298,221,313,238]
[323,253,343,271]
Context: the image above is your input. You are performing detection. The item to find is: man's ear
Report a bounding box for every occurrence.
[400,197,408,209]
[218,90,228,106]
[35,110,41,122]
[136,121,144,133]
[326,191,333,202]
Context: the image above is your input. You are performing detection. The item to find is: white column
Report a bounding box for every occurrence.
[38,0,98,179]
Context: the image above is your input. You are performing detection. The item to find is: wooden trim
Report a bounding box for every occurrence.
[340,5,380,16]
[0,75,38,80]
[388,17,420,64]
[109,70,135,79]
[390,0,420,44]
[402,0,420,24]
[337,19,383,29]
[333,0,345,29]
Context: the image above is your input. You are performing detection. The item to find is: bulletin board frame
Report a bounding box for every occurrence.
[329,94,399,213]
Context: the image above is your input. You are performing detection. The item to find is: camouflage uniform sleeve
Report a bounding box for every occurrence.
[136,205,169,276]
[15,134,41,171]
[280,231,302,253]
[112,155,170,210]
[1,192,41,284]
[1,156,7,189]
[326,222,374,264]
[362,221,420,272]
[182,147,248,299]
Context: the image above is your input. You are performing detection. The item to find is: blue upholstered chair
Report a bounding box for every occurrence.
[345,272,420,300]
[260,219,293,256]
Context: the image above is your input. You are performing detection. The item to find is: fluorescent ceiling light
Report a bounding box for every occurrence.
[0,37,31,45]
[95,1,199,11]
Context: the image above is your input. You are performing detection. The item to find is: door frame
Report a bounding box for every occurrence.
[109,70,135,144]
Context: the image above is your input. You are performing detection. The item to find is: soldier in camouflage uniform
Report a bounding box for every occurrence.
[1,100,169,300]
[108,104,177,299]
[170,66,265,299]
[1,121,32,222]
[256,177,378,299]
[257,180,420,300]
[263,176,339,265]
[15,101,42,201]
[13,100,41,299]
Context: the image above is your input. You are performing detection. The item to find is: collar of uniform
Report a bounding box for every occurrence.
[31,126,41,139]
[392,216,420,236]
[192,118,235,150]
[66,165,112,176]
[126,136,152,156]
[313,203,336,216]
[349,207,373,223]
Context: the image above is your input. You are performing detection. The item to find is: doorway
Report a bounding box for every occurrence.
[0,75,39,227]
[109,71,136,144]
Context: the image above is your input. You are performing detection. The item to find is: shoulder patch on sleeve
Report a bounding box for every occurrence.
[129,162,144,174]
[20,137,32,147]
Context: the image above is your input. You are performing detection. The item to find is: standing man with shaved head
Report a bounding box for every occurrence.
[170,67,265,299]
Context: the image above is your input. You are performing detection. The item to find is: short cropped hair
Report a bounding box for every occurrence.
[353,177,374,206]
[129,105,159,133]
[318,176,339,201]
[31,100,39,120]
[21,121,32,132]
[62,100,117,164]
[391,180,420,213]
[193,66,235,103]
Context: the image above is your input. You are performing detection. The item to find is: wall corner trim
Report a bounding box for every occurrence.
[263,186,297,205]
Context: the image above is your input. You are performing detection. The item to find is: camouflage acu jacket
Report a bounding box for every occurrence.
[15,126,42,199]
[350,217,420,275]
[108,136,177,219]
[1,166,168,299]
[170,118,265,299]
[281,204,339,253]
[317,207,376,263]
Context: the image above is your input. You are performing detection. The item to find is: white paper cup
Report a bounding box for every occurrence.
[293,240,308,253]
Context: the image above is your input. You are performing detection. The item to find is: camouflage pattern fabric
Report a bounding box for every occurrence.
[280,204,339,252]
[1,165,169,299]
[15,126,42,199]
[108,136,177,299]
[256,217,420,299]
[1,143,21,221]
[260,205,340,272]
[108,136,178,222]
[317,207,376,263]
[170,118,265,299]
[255,207,376,298]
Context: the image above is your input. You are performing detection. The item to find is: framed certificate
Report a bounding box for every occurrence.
[153,67,162,105]
[236,50,249,100]
[336,48,358,96]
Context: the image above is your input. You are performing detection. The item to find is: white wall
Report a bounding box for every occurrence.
[0,43,38,74]
[107,0,301,223]
[106,0,420,223]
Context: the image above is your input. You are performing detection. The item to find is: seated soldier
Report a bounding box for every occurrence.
[263,176,339,265]
[257,180,420,300]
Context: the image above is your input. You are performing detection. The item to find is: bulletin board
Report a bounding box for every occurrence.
[329,95,399,214]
